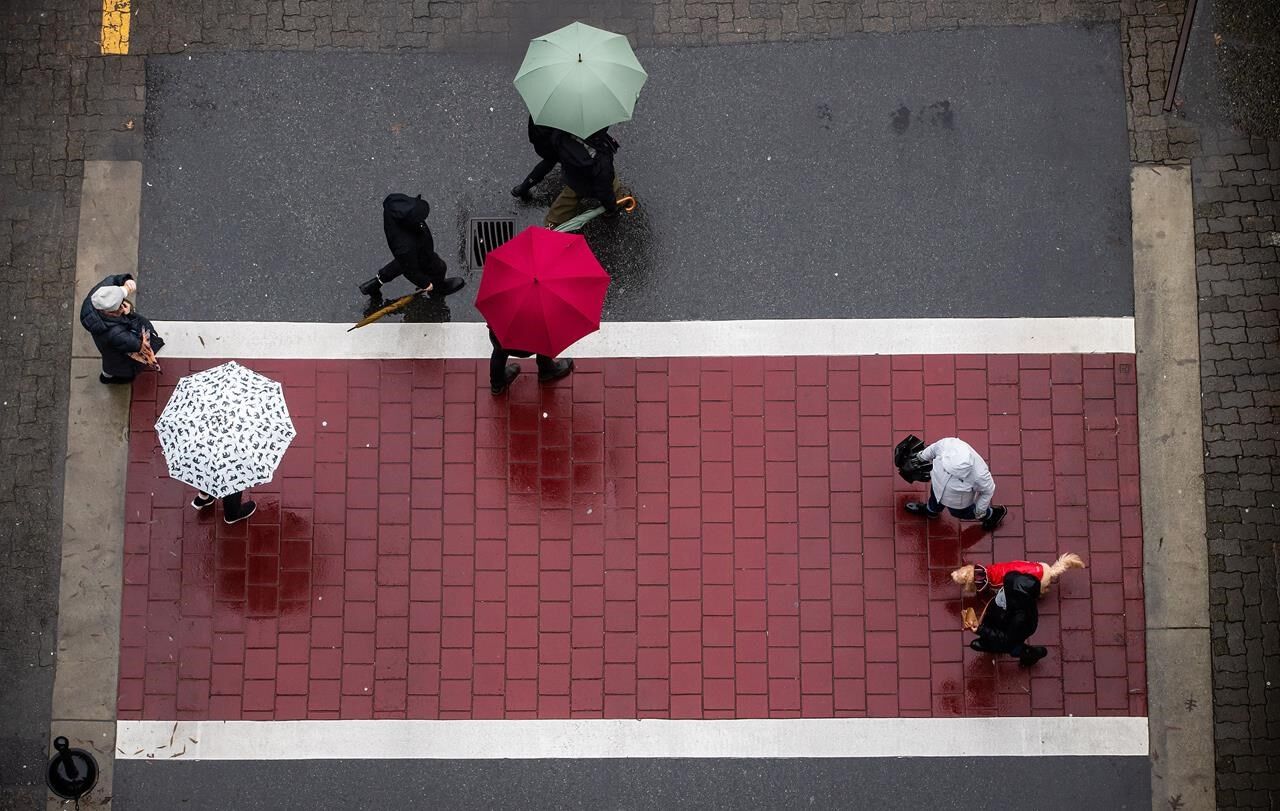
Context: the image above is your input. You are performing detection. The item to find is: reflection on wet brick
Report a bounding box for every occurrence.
[119,355,1144,721]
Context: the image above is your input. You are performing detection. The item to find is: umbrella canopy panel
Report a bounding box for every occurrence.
[476,225,611,358]
[514,21,648,138]
[155,361,297,498]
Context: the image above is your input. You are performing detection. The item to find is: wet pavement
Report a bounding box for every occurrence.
[137,22,1131,325]
[114,755,1150,810]
[1212,0,1280,138]
[119,353,1144,722]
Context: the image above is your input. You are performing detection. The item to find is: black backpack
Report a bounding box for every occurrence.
[893,435,932,483]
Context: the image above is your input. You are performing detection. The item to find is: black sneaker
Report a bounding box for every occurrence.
[429,277,466,298]
[904,501,939,518]
[192,494,215,510]
[538,358,574,383]
[224,500,257,525]
[511,183,532,200]
[491,364,520,395]
[981,505,1008,531]
[99,373,132,385]
[358,277,383,297]
[1018,645,1048,668]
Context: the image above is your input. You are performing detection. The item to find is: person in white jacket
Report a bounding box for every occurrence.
[904,437,1008,531]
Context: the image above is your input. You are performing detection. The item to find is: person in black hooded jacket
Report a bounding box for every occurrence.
[969,571,1048,667]
[510,116,559,201]
[359,193,465,299]
[79,273,165,385]
[544,128,623,228]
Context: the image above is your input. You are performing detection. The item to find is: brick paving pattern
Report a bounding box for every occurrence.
[1193,130,1280,808]
[117,355,1144,721]
[1122,0,1280,803]
[1,3,95,804]
[1120,0,1199,163]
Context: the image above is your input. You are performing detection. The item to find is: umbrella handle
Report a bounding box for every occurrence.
[616,195,637,212]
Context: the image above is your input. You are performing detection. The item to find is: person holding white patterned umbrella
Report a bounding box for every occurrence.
[155,361,296,525]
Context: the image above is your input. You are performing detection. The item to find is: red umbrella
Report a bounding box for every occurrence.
[476,225,610,358]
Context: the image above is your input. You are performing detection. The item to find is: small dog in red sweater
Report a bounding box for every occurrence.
[951,553,1086,596]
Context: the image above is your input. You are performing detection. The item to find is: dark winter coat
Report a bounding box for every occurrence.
[551,128,618,208]
[383,193,446,286]
[973,571,1040,653]
[79,274,165,378]
[527,116,557,161]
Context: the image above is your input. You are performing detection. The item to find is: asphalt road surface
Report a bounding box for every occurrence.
[136,22,1131,325]
[114,755,1150,810]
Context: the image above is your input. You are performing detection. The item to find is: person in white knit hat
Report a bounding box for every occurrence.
[79,274,165,384]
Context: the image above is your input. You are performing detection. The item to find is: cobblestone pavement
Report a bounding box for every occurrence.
[1,0,1277,807]
[1,1,90,806]
[1132,0,1280,804]
[1194,129,1280,808]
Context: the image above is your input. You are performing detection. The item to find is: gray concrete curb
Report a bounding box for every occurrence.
[1131,165,1216,810]
[48,160,143,810]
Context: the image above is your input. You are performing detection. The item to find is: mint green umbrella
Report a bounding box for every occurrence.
[514,21,648,138]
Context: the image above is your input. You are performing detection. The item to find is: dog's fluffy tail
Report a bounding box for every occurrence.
[1048,552,1086,579]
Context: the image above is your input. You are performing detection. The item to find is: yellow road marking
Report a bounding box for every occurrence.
[101,0,130,55]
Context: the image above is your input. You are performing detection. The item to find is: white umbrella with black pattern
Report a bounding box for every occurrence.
[155,361,296,498]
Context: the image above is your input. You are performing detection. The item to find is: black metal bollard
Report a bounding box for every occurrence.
[47,736,99,802]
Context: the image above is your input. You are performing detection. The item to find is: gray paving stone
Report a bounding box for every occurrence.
[1194,125,1280,809]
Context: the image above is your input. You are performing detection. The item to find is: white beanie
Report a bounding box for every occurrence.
[91,285,128,311]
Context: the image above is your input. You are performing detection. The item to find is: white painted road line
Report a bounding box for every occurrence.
[151,317,1136,360]
[116,717,1150,761]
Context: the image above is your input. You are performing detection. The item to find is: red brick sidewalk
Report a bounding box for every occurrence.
[118,353,1144,721]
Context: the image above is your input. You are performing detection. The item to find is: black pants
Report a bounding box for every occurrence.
[222,491,244,517]
[377,252,447,289]
[520,156,558,189]
[100,367,138,383]
[488,331,556,388]
[198,490,246,517]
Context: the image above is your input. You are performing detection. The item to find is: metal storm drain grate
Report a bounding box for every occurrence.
[467,217,516,270]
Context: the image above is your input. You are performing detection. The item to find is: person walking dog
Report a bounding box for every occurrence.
[903,436,1008,531]
[967,570,1048,667]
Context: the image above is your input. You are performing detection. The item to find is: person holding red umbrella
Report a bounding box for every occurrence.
[488,329,573,395]
[476,225,610,396]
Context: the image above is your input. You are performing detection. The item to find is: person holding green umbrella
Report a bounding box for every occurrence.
[513,21,647,227]
[544,127,623,227]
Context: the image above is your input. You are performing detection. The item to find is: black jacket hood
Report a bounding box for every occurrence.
[383,193,430,225]
[383,193,434,261]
